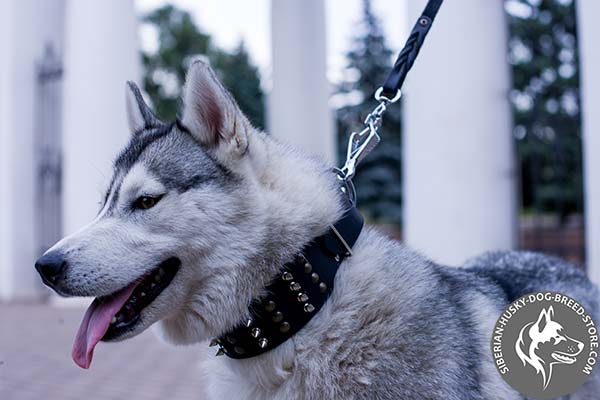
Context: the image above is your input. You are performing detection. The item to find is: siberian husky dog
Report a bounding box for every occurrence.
[516,306,584,390]
[36,59,599,399]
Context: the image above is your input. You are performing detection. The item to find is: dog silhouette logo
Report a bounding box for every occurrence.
[515,306,584,389]
[491,292,598,399]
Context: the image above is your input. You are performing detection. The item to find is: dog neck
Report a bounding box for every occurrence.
[212,196,362,358]
[214,132,364,390]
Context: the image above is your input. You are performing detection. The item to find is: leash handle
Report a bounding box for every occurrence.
[381,0,443,98]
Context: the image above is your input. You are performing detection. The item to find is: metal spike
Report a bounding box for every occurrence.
[297,293,309,302]
[251,327,261,338]
[258,338,269,349]
[282,272,293,281]
[209,338,219,347]
[280,322,291,333]
[272,311,284,322]
[319,282,328,293]
[245,318,254,328]
[311,272,320,283]
[264,300,276,312]
[290,282,301,291]
[216,348,225,356]
[304,262,312,273]
[304,303,315,313]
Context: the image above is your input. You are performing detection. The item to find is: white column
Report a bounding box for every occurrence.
[0,0,65,301]
[403,0,516,265]
[577,1,600,285]
[62,0,140,235]
[269,0,334,162]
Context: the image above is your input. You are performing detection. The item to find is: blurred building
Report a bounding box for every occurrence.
[0,0,139,301]
[0,0,599,303]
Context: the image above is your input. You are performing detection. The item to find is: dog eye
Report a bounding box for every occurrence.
[133,195,162,210]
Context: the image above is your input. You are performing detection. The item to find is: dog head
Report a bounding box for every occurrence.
[515,306,584,389]
[34,60,341,368]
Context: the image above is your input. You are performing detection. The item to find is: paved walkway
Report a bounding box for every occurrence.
[0,304,205,400]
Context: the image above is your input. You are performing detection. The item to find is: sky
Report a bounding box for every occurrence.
[135,0,407,85]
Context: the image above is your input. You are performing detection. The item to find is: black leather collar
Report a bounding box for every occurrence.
[211,200,363,359]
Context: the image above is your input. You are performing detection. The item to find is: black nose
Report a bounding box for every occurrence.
[35,251,67,288]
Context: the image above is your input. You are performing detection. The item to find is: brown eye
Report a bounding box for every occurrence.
[134,195,161,210]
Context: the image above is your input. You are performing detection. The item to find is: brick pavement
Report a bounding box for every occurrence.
[0,304,206,400]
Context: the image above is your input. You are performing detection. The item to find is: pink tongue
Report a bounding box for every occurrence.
[72,284,137,369]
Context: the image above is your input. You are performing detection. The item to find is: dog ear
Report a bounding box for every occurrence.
[125,81,162,134]
[535,307,551,333]
[181,58,249,156]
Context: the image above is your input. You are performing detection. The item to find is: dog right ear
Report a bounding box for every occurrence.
[125,81,162,134]
[181,58,249,158]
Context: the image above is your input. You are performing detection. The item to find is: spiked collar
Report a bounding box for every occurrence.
[211,198,364,359]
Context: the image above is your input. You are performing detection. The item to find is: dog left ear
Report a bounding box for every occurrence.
[181,58,249,157]
[535,307,552,333]
[125,81,163,134]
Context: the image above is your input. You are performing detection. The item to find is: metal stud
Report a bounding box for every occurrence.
[319,282,327,293]
[290,282,301,291]
[234,346,246,355]
[282,272,293,281]
[216,348,225,356]
[264,300,276,312]
[226,336,236,344]
[209,338,219,347]
[304,303,315,313]
[245,318,254,328]
[311,272,319,283]
[297,293,309,302]
[334,254,341,262]
[304,262,312,273]
[280,322,291,333]
[251,327,261,338]
[258,338,269,349]
[296,254,306,264]
[272,311,284,322]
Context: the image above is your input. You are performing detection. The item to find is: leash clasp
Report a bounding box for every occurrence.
[337,87,401,184]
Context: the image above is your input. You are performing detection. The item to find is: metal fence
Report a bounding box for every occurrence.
[34,44,63,258]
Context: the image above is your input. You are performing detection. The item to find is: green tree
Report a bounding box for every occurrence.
[212,42,265,129]
[506,0,582,218]
[336,0,402,225]
[141,5,265,129]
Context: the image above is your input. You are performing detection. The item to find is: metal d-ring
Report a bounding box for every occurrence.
[332,168,357,204]
[374,87,402,104]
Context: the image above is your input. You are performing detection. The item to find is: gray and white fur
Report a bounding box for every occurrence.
[42,59,599,399]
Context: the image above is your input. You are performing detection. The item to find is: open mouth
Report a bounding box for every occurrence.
[552,351,578,364]
[72,257,180,369]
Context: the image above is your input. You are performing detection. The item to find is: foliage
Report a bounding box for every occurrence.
[335,0,402,225]
[141,5,265,129]
[506,0,582,217]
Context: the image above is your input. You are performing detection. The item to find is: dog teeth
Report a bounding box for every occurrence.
[140,292,146,297]
[111,317,117,324]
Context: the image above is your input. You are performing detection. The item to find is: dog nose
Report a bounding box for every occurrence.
[35,251,67,288]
